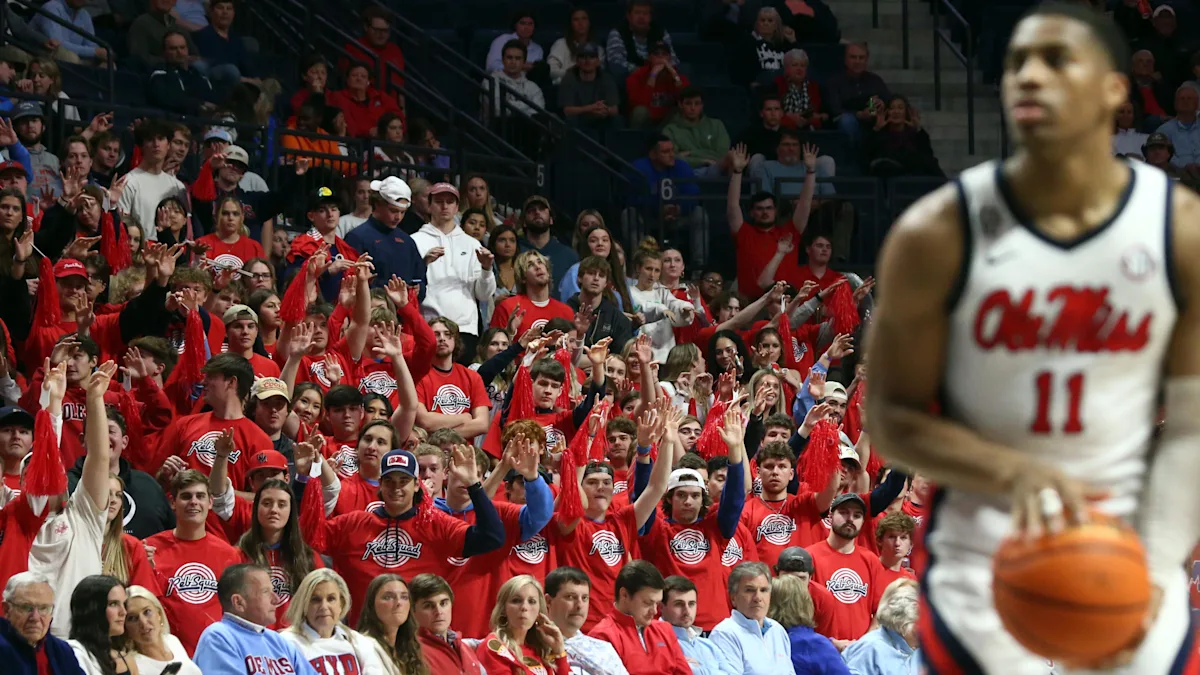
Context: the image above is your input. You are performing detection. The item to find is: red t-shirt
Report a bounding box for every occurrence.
[155,413,275,491]
[333,473,381,516]
[783,264,845,301]
[901,498,927,572]
[810,578,838,637]
[549,507,641,632]
[443,502,526,639]
[490,294,575,335]
[247,353,281,379]
[323,434,359,479]
[741,492,823,568]
[197,234,266,269]
[145,530,243,654]
[873,564,917,606]
[805,539,884,640]
[288,338,362,393]
[735,222,801,300]
[641,516,757,631]
[306,508,470,624]
[416,364,491,440]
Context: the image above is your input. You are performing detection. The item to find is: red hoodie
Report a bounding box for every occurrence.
[625,65,691,123]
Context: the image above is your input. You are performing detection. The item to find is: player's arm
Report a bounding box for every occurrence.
[866,187,1052,498]
[1142,186,1200,586]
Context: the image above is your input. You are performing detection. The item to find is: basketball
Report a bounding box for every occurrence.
[992,514,1152,664]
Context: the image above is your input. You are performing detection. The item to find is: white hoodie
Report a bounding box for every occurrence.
[412,222,497,336]
[279,622,386,675]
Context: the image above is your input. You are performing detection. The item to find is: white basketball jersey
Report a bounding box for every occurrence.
[934,159,1177,561]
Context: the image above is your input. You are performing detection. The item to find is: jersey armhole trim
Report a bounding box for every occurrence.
[944,179,973,314]
[1164,179,1182,312]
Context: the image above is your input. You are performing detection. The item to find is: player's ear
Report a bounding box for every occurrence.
[1102,71,1130,116]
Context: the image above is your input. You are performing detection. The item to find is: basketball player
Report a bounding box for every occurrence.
[867,4,1200,675]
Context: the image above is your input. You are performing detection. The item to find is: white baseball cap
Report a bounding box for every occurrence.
[370,176,412,208]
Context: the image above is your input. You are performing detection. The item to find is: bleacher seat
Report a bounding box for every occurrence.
[392,0,462,29]
[470,30,505,66]
[801,43,845,85]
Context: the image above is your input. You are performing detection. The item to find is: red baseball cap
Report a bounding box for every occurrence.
[0,160,25,176]
[246,449,288,474]
[53,258,88,279]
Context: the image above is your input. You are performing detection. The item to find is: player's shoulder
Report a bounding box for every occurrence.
[886,179,965,255]
[1170,183,1200,251]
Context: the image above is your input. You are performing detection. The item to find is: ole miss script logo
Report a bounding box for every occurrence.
[670,529,711,564]
[432,384,470,414]
[188,431,242,467]
[512,533,549,564]
[826,568,868,604]
[972,286,1152,352]
[757,514,797,546]
[359,371,398,396]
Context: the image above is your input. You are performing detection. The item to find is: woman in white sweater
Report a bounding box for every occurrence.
[629,246,695,362]
[279,569,387,675]
[124,586,202,675]
[547,7,606,84]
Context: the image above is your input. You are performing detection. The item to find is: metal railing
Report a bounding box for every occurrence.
[8,0,115,102]
[932,0,975,155]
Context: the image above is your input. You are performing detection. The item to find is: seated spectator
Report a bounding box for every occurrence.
[31,0,108,66]
[67,575,131,674]
[199,128,270,193]
[516,194,578,292]
[124,586,202,675]
[626,136,707,266]
[147,30,217,116]
[753,133,834,197]
[1143,132,1181,179]
[767,575,849,675]
[1156,83,1200,183]
[663,87,731,177]
[626,41,690,128]
[332,65,403,140]
[487,40,545,118]
[1129,49,1174,130]
[28,58,80,123]
[172,0,208,30]
[279,569,387,673]
[548,8,605,85]
[290,54,329,117]
[709,563,792,674]
[840,579,921,674]
[567,256,634,347]
[825,42,890,147]
[0,572,86,674]
[588,560,692,675]
[1134,5,1197,92]
[740,94,786,168]
[474,576,567,674]
[775,0,840,44]
[486,9,546,82]
[87,131,121,188]
[559,43,620,129]
[1113,100,1149,159]
[660,575,739,675]
[192,0,259,93]
[193,564,318,674]
[607,0,680,77]
[774,49,826,130]
[864,96,943,178]
[543,567,627,675]
[732,7,796,89]
[282,96,353,175]
[411,574,485,675]
[128,0,199,69]
[342,7,405,91]
[407,119,452,181]
[0,47,28,113]
[12,101,62,203]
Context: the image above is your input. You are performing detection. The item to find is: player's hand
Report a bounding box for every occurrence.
[1009,465,1108,541]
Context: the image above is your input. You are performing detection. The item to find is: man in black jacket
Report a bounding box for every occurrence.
[566,256,633,350]
[147,29,216,115]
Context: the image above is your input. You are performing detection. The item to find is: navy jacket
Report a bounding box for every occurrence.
[343,216,428,302]
[0,618,86,675]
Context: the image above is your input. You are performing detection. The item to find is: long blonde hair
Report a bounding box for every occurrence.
[489,575,560,666]
[748,369,786,417]
[123,585,172,653]
[101,474,129,584]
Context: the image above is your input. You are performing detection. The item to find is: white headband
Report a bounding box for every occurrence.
[667,468,707,492]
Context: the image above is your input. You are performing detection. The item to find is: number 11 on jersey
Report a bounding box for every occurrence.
[1031,371,1085,434]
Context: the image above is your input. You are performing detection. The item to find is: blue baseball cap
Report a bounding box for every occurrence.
[380,449,418,479]
[0,406,33,429]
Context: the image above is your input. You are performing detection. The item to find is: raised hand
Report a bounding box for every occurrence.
[13,229,33,264]
[372,322,406,361]
[288,322,315,359]
[121,347,154,381]
[0,118,18,147]
[106,173,128,208]
[155,244,186,282]
[852,277,876,305]
[633,334,653,365]
[83,360,117,398]
[512,435,540,480]
[337,272,356,308]
[535,613,566,655]
[802,143,819,171]
[50,337,80,367]
[807,369,827,400]
[475,247,494,270]
[818,277,848,301]
[517,324,543,349]
[70,295,95,334]
[308,250,331,277]
[828,333,854,360]
[448,444,479,485]
[385,276,410,309]
[585,337,612,368]
[507,303,526,335]
[213,428,235,462]
[776,235,795,256]
[801,402,833,433]
[797,280,819,299]
[716,369,736,400]
[423,246,445,265]
[636,405,663,447]
[293,432,323,477]
[573,304,593,337]
[323,353,344,385]
[693,372,714,400]
[718,404,746,449]
[728,143,749,173]
[156,456,187,487]
[43,358,67,404]
[64,235,102,261]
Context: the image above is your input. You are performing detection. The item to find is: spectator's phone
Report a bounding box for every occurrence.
[161,664,182,675]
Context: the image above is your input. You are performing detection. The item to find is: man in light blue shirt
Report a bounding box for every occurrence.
[1156,83,1200,182]
[545,567,630,675]
[485,9,545,72]
[841,578,922,675]
[752,129,837,197]
[709,562,793,675]
[661,576,739,675]
[31,0,106,64]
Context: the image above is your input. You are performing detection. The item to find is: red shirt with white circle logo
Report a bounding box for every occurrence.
[155,412,275,491]
[416,364,491,441]
[197,233,266,269]
[805,539,885,640]
[143,530,242,655]
[741,492,823,568]
[549,506,641,632]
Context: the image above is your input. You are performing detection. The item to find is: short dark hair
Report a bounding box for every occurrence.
[324,384,363,409]
[764,413,796,434]
[706,455,729,475]
[545,566,591,597]
[544,317,574,335]
[409,573,454,604]
[606,416,637,437]
[663,575,697,602]
[678,86,703,102]
[162,29,189,50]
[1022,2,1129,72]
[105,405,127,434]
[134,120,170,148]
[778,129,802,144]
[427,428,464,447]
[201,353,255,401]
[169,469,210,498]
[217,563,266,612]
[210,0,235,9]
[647,133,672,153]
[615,560,665,599]
[429,316,463,360]
[749,191,777,208]
[363,5,390,24]
[578,255,611,278]
[676,452,706,473]
[530,357,567,384]
[502,39,527,60]
[760,92,783,109]
[757,441,796,466]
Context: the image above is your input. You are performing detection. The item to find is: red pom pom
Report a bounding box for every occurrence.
[828,282,860,336]
[556,425,589,522]
[279,261,311,324]
[164,308,205,397]
[509,364,536,422]
[299,474,326,551]
[25,409,66,499]
[34,256,61,329]
[696,399,731,460]
[802,419,841,489]
[553,348,574,411]
[99,213,132,274]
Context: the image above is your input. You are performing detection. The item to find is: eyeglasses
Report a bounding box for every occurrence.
[701,276,722,284]
[248,272,273,281]
[8,602,53,616]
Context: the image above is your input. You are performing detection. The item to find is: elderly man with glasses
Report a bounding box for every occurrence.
[0,571,85,674]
